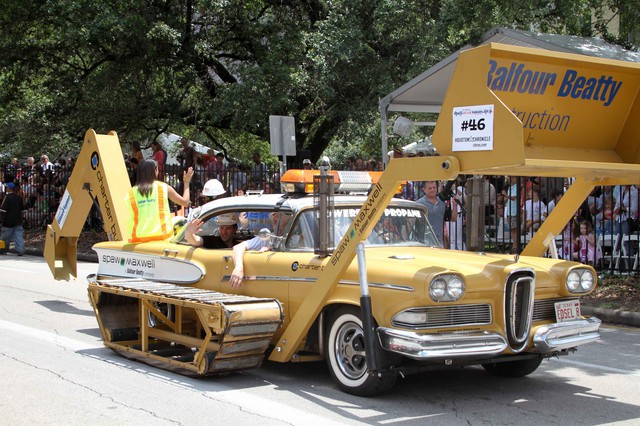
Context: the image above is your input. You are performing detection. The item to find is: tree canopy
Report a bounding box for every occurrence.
[0,0,636,164]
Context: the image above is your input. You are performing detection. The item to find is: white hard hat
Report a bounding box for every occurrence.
[202,179,226,197]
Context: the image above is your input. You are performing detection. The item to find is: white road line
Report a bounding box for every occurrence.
[0,266,39,273]
[0,319,350,425]
[0,319,96,350]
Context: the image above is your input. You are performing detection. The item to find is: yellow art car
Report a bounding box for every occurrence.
[90,169,601,395]
[47,41,640,396]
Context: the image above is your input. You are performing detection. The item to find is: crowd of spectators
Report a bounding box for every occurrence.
[1,155,74,229]
[411,173,640,272]
[1,147,638,273]
[165,139,281,207]
[0,141,286,232]
[367,145,635,271]
[343,151,639,272]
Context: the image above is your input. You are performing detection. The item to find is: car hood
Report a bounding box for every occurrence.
[357,246,581,293]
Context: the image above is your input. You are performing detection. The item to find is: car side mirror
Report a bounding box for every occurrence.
[258,228,284,250]
[258,228,272,241]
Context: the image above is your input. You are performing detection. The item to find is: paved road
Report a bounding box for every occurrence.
[1,254,639,425]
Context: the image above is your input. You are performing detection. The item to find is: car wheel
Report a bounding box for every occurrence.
[482,356,543,377]
[148,302,174,327]
[326,306,397,396]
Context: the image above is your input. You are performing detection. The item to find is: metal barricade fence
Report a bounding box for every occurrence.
[1,163,638,274]
[413,175,639,274]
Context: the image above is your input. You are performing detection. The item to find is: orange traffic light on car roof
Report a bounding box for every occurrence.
[280,169,405,194]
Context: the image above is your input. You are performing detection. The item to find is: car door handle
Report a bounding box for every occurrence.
[163,249,179,256]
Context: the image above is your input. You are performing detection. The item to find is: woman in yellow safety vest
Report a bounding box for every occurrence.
[126,158,194,243]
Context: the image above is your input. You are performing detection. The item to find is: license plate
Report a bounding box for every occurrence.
[555,300,581,322]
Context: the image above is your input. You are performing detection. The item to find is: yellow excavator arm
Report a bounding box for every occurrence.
[45,129,131,280]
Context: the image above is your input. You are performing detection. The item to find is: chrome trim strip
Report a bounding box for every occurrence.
[221,275,415,291]
[533,317,601,352]
[223,275,316,282]
[504,267,535,285]
[339,280,415,292]
[377,327,507,360]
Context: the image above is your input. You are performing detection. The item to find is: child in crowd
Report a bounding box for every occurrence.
[573,220,601,266]
[560,211,581,260]
[595,195,615,236]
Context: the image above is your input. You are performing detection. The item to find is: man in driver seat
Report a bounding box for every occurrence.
[185,213,241,249]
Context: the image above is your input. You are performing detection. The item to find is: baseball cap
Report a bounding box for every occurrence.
[6,182,15,190]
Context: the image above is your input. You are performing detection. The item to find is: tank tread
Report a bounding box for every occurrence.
[87,276,284,376]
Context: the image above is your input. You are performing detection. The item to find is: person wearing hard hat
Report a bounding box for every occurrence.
[185,213,240,249]
[202,179,227,199]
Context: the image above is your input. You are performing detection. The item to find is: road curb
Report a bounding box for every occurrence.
[13,247,640,328]
[582,306,640,328]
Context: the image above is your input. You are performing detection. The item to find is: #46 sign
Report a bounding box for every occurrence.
[452,104,494,152]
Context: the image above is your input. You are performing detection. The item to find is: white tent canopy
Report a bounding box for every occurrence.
[153,133,213,165]
[401,137,436,156]
[123,133,218,165]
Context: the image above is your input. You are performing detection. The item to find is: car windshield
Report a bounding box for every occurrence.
[285,205,440,250]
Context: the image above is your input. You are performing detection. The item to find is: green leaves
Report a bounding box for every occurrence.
[0,0,636,164]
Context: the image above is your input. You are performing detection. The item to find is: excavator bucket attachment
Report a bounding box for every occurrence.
[45,129,130,280]
[430,43,640,177]
[426,43,640,256]
[44,226,77,280]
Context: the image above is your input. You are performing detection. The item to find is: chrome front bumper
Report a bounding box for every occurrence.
[533,317,601,353]
[377,328,508,360]
[377,316,602,360]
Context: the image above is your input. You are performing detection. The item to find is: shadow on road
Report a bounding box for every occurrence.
[73,345,640,425]
[35,300,94,317]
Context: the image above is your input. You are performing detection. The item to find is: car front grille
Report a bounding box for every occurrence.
[505,271,535,351]
[533,298,580,322]
[391,304,492,329]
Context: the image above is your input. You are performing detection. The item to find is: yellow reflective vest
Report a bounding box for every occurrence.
[126,181,172,243]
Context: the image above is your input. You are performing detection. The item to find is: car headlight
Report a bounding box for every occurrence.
[566,268,596,293]
[567,270,581,292]
[429,278,447,299]
[429,274,465,302]
[447,275,465,299]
